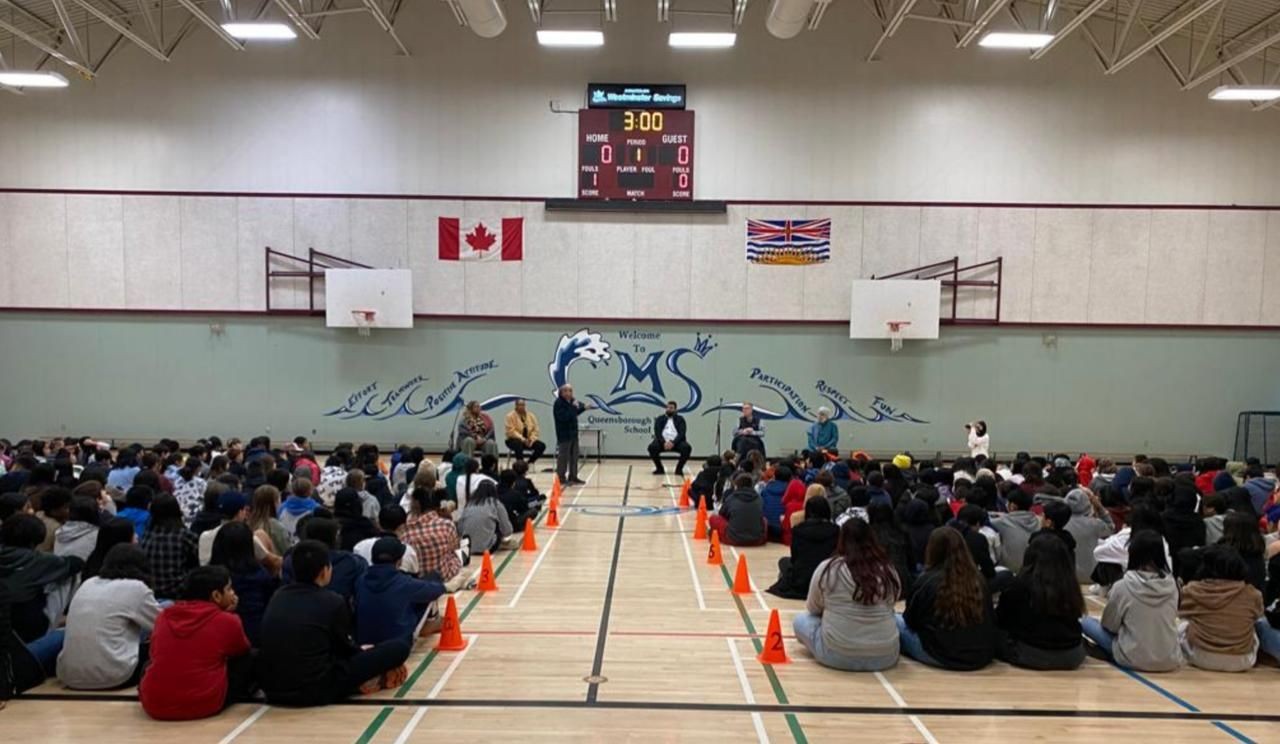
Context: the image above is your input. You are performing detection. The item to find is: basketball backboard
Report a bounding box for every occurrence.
[849,279,941,341]
[324,269,414,329]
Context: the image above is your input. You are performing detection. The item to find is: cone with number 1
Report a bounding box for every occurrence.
[435,596,469,651]
[521,518,538,551]
[693,508,708,540]
[732,554,753,594]
[551,474,563,502]
[546,495,560,528]
[476,551,498,592]
[678,478,692,509]
[757,608,790,665]
[706,529,723,565]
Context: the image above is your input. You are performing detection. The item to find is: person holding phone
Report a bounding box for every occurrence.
[965,421,989,460]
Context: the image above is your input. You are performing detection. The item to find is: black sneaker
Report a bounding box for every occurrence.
[674,468,686,476]
[652,467,666,475]
[568,478,587,485]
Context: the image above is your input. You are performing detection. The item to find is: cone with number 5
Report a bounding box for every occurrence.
[757,608,790,664]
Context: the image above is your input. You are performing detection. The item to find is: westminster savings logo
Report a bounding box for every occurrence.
[323,328,716,422]
[701,371,928,424]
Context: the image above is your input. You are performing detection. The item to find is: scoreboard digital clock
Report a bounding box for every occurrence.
[577,108,694,201]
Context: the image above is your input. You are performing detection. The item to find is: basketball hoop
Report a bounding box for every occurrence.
[351,309,377,337]
[886,321,911,352]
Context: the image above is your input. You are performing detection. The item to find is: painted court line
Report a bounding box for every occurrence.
[726,637,771,744]
[391,635,479,744]
[665,476,707,610]
[506,464,597,608]
[874,671,940,744]
[586,466,631,703]
[218,704,269,744]
[1115,666,1254,743]
[727,545,771,612]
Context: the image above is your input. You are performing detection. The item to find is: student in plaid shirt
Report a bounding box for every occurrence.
[142,494,199,600]
[403,487,466,587]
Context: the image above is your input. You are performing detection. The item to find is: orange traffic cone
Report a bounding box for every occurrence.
[546,497,560,528]
[696,496,707,517]
[521,517,538,551]
[706,529,723,565]
[757,609,790,664]
[476,551,498,592]
[693,508,708,540]
[551,475,563,502]
[435,596,469,651]
[678,479,692,509]
[732,554,753,594]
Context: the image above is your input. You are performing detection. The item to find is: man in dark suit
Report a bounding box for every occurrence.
[648,400,692,476]
[553,384,591,486]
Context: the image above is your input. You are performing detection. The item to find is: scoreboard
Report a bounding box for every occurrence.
[577,108,694,201]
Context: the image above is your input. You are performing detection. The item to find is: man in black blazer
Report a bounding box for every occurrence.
[648,400,692,476]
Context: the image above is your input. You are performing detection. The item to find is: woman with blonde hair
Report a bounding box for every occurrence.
[248,485,292,556]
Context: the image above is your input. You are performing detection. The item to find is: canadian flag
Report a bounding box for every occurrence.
[438,217,523,261]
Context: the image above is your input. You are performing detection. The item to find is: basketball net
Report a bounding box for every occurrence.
[351,309,377,337]
[886,321,911,352]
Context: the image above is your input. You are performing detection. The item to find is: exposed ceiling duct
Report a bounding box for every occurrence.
[765,0,827,39]
[455,0,508,37]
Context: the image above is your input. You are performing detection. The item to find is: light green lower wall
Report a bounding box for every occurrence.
[1,313,1274,459]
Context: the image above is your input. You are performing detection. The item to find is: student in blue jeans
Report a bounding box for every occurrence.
[896,527,997,671]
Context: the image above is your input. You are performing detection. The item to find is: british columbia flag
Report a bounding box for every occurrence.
[745,218,831,265]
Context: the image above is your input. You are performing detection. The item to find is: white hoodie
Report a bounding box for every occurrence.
[1093,528,1172,570]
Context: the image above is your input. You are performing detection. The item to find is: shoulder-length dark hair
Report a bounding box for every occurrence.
[210,521,261,575]
[1220,511,1265,558]
[1020,534,1084,618]
[924,527,986,627]
[83,517,137,579]
[823,518,900,605]
[148,493,186,532]
[98,543,153,586]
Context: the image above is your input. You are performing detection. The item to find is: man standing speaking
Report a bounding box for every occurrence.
[553,384,593,486]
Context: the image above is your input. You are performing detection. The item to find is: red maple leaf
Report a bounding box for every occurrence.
[465,223,497,253]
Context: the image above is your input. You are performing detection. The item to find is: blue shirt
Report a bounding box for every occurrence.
[807,420,839,451]
[118,506,152,539]
[106,466,140,492]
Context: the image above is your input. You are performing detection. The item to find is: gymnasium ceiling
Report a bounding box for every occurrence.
[0,0,1278,113]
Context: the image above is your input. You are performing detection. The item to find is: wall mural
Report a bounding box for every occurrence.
[323,328,926,448]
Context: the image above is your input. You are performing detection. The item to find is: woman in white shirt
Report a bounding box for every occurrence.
[966,421,990,459]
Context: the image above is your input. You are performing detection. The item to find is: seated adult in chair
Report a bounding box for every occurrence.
[648,400,692,476]
[731,402,766,461]
[807,407,839,459]
[457,401,498,458]
[503,399,547,465]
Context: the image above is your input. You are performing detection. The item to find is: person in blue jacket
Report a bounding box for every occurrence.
[807,407,840,457]
[355,537,446,646]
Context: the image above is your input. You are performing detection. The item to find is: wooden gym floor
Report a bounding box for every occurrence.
[8,461,1277,743]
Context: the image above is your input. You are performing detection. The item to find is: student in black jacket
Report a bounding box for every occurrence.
[896,527,996,670]
[648,401,692,476]
[995,534,1086,670]
[258,540,410,706]
[767,498,839,599]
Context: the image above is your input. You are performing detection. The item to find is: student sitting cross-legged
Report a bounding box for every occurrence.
[1081,530,1184,672]
[896,527,997,671]
[1178,544,1264,672]
[995,533,1087,670]
[793,518,902,671]
[139,565,254,720]
[711,474,767,547]
[258,540,411,706]
[355,537,447,647]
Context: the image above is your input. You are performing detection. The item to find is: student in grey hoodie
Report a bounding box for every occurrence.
[989,491,1041,572]
[54,496,102,563]
[1081,530,1183,672]
[1061,488,1114,583]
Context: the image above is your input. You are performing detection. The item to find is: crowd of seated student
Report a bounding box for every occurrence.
[690,446,1280,674]
[0,436,546,714]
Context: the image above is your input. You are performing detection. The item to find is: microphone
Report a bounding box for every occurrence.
[447,404,463,451]
[715,397,724,452]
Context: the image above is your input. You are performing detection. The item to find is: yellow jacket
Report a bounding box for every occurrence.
[505,409,541,442]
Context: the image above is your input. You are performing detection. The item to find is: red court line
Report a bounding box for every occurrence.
[454,628,770,639]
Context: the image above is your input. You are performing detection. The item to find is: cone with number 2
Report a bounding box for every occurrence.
[692,508,707,540]
[757,608,790,664]
[546,495,561,528]
[436,596,468,651]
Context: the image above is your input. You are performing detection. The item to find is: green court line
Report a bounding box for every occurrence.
[718,563,809,744]
[354,509,549,742]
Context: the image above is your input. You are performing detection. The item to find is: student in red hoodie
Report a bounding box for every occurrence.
[139,565,253,721]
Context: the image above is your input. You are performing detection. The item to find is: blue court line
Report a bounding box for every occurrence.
[1116,666,1255,743]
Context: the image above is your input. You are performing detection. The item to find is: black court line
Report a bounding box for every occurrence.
[585,465,631,704]
[19,693,1280,724]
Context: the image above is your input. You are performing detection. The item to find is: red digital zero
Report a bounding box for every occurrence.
[577,109,694,201]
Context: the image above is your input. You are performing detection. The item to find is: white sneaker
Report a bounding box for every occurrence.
[1088,583,1109,598]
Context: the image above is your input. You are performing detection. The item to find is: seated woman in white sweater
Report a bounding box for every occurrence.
[793,518,902,672]
[57,543,163,690]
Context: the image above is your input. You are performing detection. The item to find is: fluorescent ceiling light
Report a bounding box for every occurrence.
[536,30,604,47]
[978,31,1054,49]
[669,32,736,48]
[1208,85,1280,101]
[0,71,69,88]
[221,22,297,40]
